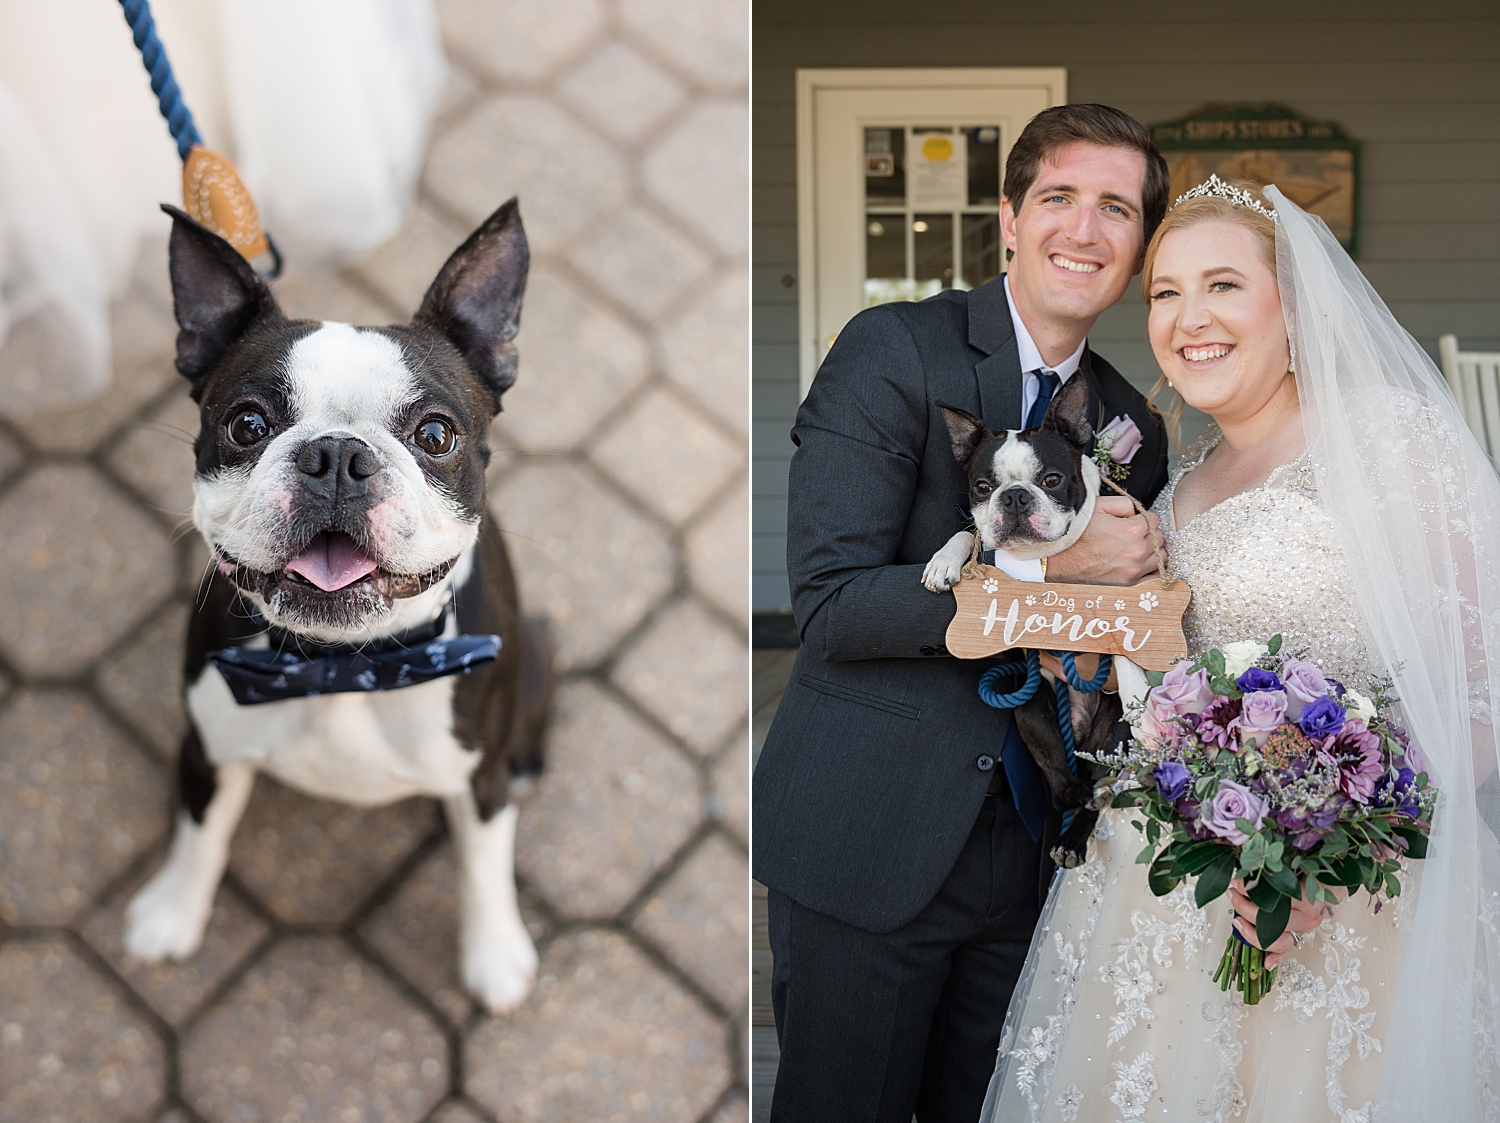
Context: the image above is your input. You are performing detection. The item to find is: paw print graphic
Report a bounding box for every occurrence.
[1139,592,1159,612]
[1114,599,1126,611]
[1024,594,1037,606]
[982,578,999,593]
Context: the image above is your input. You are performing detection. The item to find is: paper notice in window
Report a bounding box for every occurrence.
[909,129,966,210]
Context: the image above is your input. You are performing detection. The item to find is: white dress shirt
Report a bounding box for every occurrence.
[1005,274,1086,423]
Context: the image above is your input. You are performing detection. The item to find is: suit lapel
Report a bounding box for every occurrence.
[967,275,1023,431]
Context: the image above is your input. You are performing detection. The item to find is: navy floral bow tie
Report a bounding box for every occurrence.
[208,603,500,706]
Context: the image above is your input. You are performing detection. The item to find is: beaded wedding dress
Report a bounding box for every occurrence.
[982,432,1414,1122]
[981,188,1500,1123]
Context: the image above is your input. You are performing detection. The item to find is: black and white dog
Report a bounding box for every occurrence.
[923,377,1121,866]
[124,199,552,1013]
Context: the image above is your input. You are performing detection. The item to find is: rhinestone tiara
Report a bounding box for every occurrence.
[1172,174,1278,221]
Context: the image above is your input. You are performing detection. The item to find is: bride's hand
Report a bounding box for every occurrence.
[1227,877,1349,969]
[1046,497,1164,586]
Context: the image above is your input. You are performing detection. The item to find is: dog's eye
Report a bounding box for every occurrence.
[227,408,270,446]
[414,417,456,456]
[974,480,994,496]
[1042,472,1064,489]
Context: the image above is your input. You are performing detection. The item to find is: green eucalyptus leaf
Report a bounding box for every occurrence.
[1267,634,1283,655]
[1136,842,1157,865]
[1146,669,1165,688]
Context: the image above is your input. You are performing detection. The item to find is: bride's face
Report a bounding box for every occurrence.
[1147,220,1292,424]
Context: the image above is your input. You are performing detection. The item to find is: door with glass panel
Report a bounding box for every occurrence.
[796,70,1067,397]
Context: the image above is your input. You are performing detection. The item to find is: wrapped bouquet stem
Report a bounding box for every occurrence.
[1086,635,1435,1005]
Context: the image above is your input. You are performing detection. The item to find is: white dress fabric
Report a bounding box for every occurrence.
[981,431,1425,1122]
[0,0,445,413]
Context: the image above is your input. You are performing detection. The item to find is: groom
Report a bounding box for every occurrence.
[754,104,1173,1122]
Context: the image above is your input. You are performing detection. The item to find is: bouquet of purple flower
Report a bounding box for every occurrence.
[1084,635,1435,1004]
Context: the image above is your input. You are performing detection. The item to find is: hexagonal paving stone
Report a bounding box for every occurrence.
[658,266,749,435]
[80,872,270,1028]
[426,95,628,253]
[568,205,711,323]
[490,460,674,672]
[633,833,748,1012]
[516,681,701,918]
[93,601,189,762]
[358,839,551,1026]
[590,387,742,525]
[0,690,167,925]
[686,484,748,624]
[181,936,449,1123]
[0,464,177,678]
[621,0,748,92]
[710,740,749,842]
[465,928,730,1123]
[557,42,688,145]
[351,202,471,319]
[434,0,603,84]
[492,267,649,453]
[0,936,166,1122]
[612,598,748,755]
[228,777,439,924]
[643,99,749,259]
[7,292,180,455]
[106,391,201,524]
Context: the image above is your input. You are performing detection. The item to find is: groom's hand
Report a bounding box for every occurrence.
[1046,497,1164,586]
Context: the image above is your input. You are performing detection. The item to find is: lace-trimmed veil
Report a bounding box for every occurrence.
[981,189,1500,1122]
[1271,185,1500,1119]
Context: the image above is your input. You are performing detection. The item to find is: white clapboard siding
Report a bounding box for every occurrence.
[1441,335,1500,461]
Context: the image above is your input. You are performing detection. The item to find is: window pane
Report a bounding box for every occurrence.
[865,127,905,204]
[865,214,906,281]
[967,126,1002,207]
[913,213,954,288]
[962,213,1002,289]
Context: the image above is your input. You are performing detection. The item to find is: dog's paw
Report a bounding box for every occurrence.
[921,556,964,592]
[124,872,211,962]
[1049,844,1087,869]
[462,920,540,1015]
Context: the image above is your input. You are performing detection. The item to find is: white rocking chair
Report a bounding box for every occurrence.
[1440,334,1500,463]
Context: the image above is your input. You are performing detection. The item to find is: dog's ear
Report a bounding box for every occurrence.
[414,198,529,409]
[937,403,989,464]
[1040,375,1094,449]
[163,204,281,394]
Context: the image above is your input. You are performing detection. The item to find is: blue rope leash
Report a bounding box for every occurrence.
[978,650,1113,835]
[120,0,202,160]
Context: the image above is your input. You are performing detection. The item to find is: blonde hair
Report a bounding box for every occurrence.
[1140,179,1279,446]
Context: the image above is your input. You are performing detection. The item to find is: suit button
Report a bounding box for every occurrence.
[919,645,934,656]
[977,754,995,772]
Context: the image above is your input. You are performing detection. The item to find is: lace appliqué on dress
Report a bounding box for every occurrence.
[1106,1051,1158,1120]
[1098,882,1212,1046]
[1306,919,1382,1123]
[1055,1084,1084,1121]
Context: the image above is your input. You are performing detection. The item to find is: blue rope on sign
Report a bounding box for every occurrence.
[120,0,202,160]
[978,652,1040,710]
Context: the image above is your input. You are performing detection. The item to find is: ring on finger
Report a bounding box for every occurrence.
[1291,931,1305,949]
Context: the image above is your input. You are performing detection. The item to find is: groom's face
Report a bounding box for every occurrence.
[1000,142,1147,329]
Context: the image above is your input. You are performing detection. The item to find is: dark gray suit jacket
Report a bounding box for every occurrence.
[752,274,1170,933]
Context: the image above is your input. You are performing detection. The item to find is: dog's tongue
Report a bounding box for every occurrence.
[285,532,378,591]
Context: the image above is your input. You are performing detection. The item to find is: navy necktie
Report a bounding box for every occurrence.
[1001,369,1062,842]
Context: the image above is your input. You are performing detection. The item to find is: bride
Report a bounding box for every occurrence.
[981,179,1500,1122]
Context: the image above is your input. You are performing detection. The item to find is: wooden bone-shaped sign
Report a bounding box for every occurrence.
[946,565,1192,671]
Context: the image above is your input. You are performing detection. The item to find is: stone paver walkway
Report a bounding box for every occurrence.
[0,1,748,1120]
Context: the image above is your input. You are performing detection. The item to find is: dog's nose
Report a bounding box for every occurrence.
[998,485,1033,512]
[296,435,378,501]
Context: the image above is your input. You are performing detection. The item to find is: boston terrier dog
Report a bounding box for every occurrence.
[123,198,553,1014]
[923,376,1122,867]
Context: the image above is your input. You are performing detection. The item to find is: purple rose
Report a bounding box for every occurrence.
[1197,696,1242,750]
[1230,689,1289,749]
[1236,667,1282,693]
[1097,414,1142,464]
[1316,719,1384,804]
[1299,696,1347,741]
[1201,780,1270,845]
[1398,738,1431,777]
[1279,657,1331,719]
[1149,664,1215,718]
[1153,760,1191,801]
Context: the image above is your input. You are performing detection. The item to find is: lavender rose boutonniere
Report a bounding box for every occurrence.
[1093,414,1142,483]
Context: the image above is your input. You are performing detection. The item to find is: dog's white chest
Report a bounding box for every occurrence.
[187,665,478,805]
